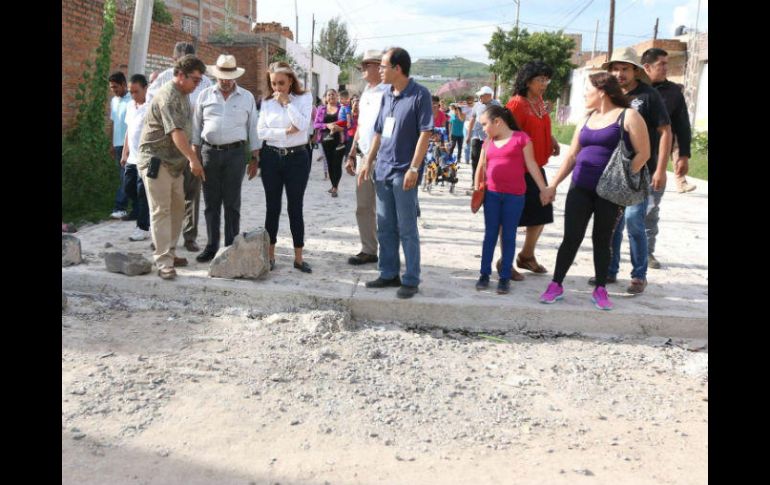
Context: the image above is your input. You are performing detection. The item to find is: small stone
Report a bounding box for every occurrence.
[71,388,86,396]
[104,252,152,276]
[72,433,86,440]
[104,242,113,248]
[290,419,301,426]
[574,469,594,476]
[62,235,83,267]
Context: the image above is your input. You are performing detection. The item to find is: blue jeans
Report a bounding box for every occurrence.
[113,146,129,211]
[375,173,420,287]
[481,191,525,279]
[609,195,649,280]
[644,186,665,255]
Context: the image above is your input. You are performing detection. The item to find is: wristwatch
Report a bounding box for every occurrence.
[408,166,419,174]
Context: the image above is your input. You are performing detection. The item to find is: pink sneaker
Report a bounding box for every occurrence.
[540,282,564,304]
[591,286,613,311]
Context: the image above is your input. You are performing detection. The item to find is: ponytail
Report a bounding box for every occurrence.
[484,105,520,131]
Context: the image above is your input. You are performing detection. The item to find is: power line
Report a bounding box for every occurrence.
[562,0,595,30]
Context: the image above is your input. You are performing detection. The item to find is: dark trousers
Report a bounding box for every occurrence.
[322,139,344,188]
[201,145,247,251]
[471,139,483,183]
[553,185,624,287]
[182,165,201,243]
[123,164,150,230]
[260,146,310,248]
[449,135,464,162]
[113,146,129,212]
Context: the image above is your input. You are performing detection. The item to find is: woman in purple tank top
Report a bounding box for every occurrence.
[538,73,649,310]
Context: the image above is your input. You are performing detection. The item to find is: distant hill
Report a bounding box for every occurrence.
[411,57,490,80]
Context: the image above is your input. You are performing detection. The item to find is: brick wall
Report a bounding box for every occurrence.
[63,0,263,133]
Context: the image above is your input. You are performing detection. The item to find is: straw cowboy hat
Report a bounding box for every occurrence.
[601,47,651,84]
[207,54,245,80]
[361,49,383,65]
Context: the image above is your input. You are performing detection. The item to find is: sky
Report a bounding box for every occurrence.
[255,0,708,64]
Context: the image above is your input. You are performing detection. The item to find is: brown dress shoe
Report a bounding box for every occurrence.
[173,257,188,267]
[184,240,200,252]
[627,278,647,294]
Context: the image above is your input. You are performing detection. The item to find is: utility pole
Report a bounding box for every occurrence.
[515,1,520,30]
[294,0,299,43]
[127,0,153,77]
[591,19,599,59]
[310,14,316,94]
[653,17,659,40]
[607,0,615,60]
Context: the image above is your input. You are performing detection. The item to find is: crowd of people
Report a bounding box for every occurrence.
[97,41,697,309]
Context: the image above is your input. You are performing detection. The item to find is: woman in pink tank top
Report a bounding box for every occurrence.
[473,105,552,294]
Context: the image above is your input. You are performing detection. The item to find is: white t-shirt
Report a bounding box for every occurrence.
[356,83,388,157]
[124,101,148,165]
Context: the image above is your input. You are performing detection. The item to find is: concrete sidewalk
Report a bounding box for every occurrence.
[63,146,708,339]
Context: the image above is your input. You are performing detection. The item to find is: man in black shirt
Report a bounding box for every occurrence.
[641,47,697,270]
[603,48,672,294]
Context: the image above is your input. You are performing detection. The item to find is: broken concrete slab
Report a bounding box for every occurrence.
[62,235,82,267]
[104,252,153,276]
[209,229,270,280]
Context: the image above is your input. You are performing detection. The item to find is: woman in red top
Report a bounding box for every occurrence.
[504,61,561,279]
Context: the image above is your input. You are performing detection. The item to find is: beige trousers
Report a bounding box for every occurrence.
[140,163,185,270]
[355,154,377,256]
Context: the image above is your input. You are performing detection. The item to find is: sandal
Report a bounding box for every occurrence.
[516,254,547,274]
[495,258,525,282]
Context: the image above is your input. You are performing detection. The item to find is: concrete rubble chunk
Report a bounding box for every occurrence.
[209,229,270,280]
[62,235,82,267]
[104,252,152,276]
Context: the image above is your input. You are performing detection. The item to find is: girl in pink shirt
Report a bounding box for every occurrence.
[474,105,552,294]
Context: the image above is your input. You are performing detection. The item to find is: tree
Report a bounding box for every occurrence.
[485,27,576,102]
[313,16,357,84]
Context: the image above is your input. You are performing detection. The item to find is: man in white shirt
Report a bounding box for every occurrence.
[344,49,387,265]
[109,71,132,220]
[192,55,261,263]
[120,74,151,241]
[147,42,213,253]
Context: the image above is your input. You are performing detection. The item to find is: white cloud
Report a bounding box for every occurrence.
[669,0,708,35]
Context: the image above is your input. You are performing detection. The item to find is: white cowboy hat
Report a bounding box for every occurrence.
[207,54,245,80]
[361,49,383,64]
[601,47,651,84]
[475,86,494,96]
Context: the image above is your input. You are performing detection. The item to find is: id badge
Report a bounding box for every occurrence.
[382,116,396,139]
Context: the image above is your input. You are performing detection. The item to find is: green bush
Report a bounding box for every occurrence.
[62,0,117,224]
[152,0,173,25]
[688,131,708,181]
[552,124,576,145]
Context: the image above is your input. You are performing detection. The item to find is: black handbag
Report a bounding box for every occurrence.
[596,109,650,206]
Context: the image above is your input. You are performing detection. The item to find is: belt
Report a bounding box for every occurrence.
[203,140,245,150]
[264,144,308,157]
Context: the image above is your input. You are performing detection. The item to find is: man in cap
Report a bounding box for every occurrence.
[603,48,672,294]
[642,47,696,269]
[191,55,261,263]
[344,49,388,266]
[138,55,207,280]
[148,42,213,253]
[466,86,499,184]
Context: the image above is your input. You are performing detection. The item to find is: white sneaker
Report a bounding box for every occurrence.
[111,210,128,219]
[129,228,150,241]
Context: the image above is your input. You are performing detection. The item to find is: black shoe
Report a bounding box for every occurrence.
[589,275,617,285]
[196,248,217,263]
[475,274,490,290]
[348,252,378,265]
[396,285,419,299]
[184,240,200,252]
[121,213,137,221]
[366,276,401,288]
[269,259,275,271]
[294,261,312,273]
[497,278,511,294]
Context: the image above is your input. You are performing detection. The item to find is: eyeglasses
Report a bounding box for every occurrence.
[378,64,394,71]
[532,76,551,85]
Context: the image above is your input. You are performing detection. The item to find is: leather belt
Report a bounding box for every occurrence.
[263,144,308,157]
[203,140,245,150]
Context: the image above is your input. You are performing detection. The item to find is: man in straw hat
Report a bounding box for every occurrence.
[597,47,671,294]
[344,49,388,266]
[192,54,261,263]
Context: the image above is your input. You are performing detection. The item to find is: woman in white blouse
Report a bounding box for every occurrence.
[257,62,314,273]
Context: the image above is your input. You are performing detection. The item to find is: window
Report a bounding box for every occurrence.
[182,15,199,37]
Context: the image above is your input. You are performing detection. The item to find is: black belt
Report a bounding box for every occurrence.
[263,144,307,157]
[203,140,245,150]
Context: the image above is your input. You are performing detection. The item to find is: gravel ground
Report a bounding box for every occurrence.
[62,293,707,485]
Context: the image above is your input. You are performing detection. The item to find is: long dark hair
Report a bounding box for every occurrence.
[483,105,520,131]
[513,60,554,97]
[588,72,630,108]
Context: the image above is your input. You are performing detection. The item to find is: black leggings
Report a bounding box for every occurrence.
[553,185,624,287]
[260,147,310,248]
[322,139,344,188]
[449,135,463,162]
